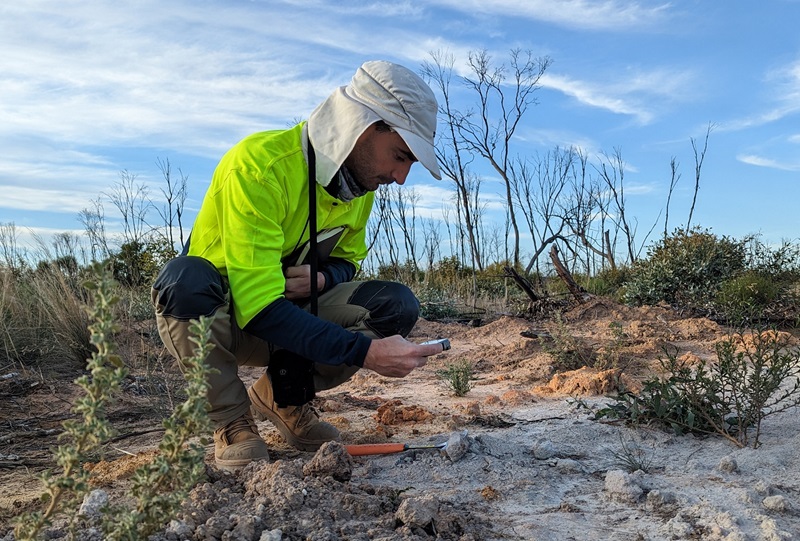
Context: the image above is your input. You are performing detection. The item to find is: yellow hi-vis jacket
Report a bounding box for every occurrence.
[187,122,375,328]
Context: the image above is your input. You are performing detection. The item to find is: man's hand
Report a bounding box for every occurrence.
[363,335,445,377]
[284,264,325,299]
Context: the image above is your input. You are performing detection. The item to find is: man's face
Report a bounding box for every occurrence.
[343,124,417,191]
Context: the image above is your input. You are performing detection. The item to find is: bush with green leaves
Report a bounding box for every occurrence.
[596,331,800,448]
[622,227,747,311]
[715,271,782,326]
[14,268,214,541]
[436,359,474,397]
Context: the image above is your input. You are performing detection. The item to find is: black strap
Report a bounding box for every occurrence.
[308,138,318,316]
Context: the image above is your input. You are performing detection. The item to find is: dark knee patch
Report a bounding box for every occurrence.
[347,281,419,338]
[152,256,228,319]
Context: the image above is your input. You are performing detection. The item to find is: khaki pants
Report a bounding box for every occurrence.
[151,256,418,427]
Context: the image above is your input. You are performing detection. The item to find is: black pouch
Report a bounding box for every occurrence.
[267,350,316,407]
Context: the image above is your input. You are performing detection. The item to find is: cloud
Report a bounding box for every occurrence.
[737,154,800,171]
[541,66,696,124]
[427,0,671,31]
[721,56,800,131]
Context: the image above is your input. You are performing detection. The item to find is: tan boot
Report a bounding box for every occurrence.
[247,374,340,451]
[213,411,270,471]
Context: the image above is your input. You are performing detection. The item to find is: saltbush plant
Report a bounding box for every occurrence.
[596,331,800,448]
[14,268,214,541]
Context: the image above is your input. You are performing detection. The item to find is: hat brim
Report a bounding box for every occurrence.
[392,126,442,180]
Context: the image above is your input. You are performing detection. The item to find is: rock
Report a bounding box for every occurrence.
[763,495,792,513]
[78,489,108,523]
[395,495,440,528]
[532,439,556,460]
[555,458,582,473]
[718,455,739,473]
[303,441,353,482]
[646,490,677,513]
[604,469,644,503]
[165,519,194,540]
[445,431,469,462]
[259,529,283,541]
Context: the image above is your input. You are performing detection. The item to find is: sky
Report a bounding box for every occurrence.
[2,1,800,264]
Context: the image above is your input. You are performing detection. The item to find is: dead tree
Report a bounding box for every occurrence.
[686,123,712,231]
[453,49,552,268]
[550,244,587,304]
[422,51,485,272]
[156,157,188,253]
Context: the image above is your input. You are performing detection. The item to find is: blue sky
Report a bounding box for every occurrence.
[2,1,799,262]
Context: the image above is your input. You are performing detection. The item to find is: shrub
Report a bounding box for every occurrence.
[715,271,781,326]
[596,331,800,448]
[540,312,596,372]
[622,227,746,310]
[436,359,474,397]
[14,268,214,540]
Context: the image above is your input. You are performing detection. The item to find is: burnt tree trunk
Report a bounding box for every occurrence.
[503,265,540,304]
[549,245,587,304]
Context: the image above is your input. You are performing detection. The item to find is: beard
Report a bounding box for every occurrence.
[343,130,394,192]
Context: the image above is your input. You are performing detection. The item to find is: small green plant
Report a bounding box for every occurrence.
[14,267,215,540]
[715,271,781,326]
[610,433,656,473]
[103,317,214,540]
[596,331,800,448]
[436,359,474,397]
[540,312,595,372]
[596,321,629,370]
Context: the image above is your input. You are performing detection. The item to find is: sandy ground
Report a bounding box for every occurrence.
[2,298,799,540]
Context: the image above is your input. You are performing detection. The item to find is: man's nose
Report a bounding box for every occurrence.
[393,163,412,185]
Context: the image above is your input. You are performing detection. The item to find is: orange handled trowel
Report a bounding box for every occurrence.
[345,441,448,456]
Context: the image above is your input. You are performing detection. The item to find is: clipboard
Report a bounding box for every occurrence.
[284,226,345,268]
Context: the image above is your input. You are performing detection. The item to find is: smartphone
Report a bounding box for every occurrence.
[421,338,451,351]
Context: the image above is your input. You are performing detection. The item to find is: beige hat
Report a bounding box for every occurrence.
[307,60,442,186]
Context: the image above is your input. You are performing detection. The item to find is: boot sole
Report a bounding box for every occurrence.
[247,387,332,452]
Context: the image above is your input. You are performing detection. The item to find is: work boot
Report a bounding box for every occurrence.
[247,374,340,451]
[213,411,270,471]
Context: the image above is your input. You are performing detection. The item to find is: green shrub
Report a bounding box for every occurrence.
[586,266,631,299]
[14,268,214,540]
[715,271,781,325]
[436,359,474,397]
[596,331,800,448]
[622,227,746,310]
[540,312,596,372]
[108,239,175,288]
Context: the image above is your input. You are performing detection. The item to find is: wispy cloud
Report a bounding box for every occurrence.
[541,66,696,124]
[737,154,800,171]
[720,56,800,131]
[428,0,672,31]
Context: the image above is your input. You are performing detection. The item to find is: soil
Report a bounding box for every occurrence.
[2,297,800,540]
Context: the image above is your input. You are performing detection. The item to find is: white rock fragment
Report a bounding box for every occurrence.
[718,455,739,473]
[445,431,469,462]
[604,469,644,503]
[763,495,792,513]
[259,529,283,541]
[395,495,440,528]
[555,458,582,473]
[532,439,556,460]
[645,489,676,513]
[78,489,109,522]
